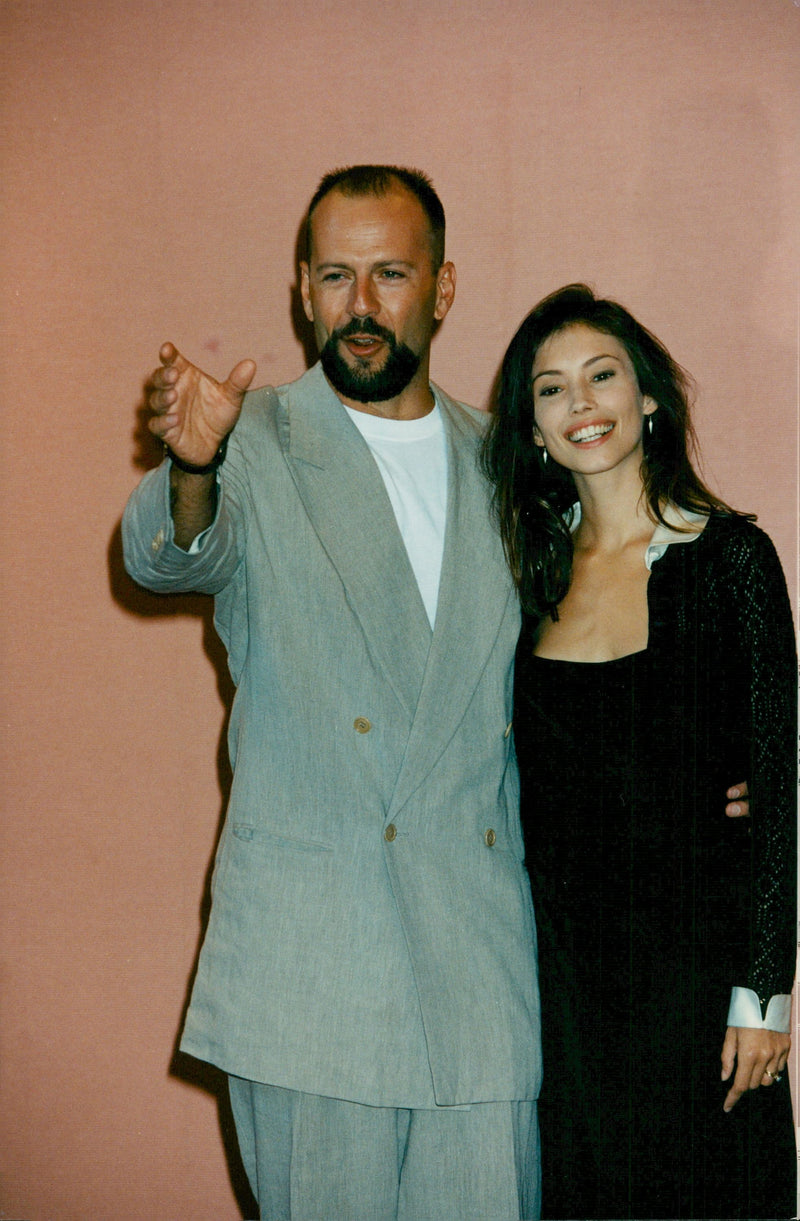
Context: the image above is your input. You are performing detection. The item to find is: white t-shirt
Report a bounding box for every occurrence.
[344,400,447,628]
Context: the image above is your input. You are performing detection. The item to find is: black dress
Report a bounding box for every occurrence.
[514,515,797,1220]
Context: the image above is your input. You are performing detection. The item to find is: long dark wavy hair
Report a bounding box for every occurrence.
[483,284,742,619]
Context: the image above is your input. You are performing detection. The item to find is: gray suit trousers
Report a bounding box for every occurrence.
[229,1077,541,1221]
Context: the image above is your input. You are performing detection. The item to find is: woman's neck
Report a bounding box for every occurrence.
[572,466,655,554]
[532,465,657,662]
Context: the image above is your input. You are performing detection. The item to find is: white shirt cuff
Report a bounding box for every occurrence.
[726,987,792,1032]
[187,525,212,554]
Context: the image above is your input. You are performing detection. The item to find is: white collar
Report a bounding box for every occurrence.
[569,502,708,571]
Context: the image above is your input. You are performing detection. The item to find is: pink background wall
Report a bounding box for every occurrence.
[2,1,797,1216]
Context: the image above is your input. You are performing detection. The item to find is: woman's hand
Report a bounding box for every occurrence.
[721,1025,790,1112]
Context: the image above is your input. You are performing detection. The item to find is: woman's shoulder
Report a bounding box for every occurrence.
[652,509,784,593]
[699,512,779,563]
[693,513,792,611]
[651,508,762,570]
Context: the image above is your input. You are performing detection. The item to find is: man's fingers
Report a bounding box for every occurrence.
[725,781,749,817]
[147,345,186,414]
[147,371,180,415]
[226,358,257,397]
[725,780,750,818]
[145,346,252,457]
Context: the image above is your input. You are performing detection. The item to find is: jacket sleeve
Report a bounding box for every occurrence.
[121,438,249,596]
[723,524,797,1003]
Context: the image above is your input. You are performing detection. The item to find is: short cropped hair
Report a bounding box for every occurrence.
[305,165,446,269]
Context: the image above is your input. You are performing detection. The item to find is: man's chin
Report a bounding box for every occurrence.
[342,351,390,381]
[319,343,419,404]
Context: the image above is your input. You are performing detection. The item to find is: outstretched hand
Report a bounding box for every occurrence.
[147,342,256,467]
[721,1025,790,1111]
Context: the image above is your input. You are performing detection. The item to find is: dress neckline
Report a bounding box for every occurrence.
[530,648,646,667]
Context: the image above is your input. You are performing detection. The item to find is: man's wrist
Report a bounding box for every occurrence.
[165,436,228,475]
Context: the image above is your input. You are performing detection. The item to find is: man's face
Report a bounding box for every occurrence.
[300,187,455,412]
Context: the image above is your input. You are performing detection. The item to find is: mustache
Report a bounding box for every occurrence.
[333,317,396,345]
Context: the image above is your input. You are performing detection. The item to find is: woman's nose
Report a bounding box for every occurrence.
[568,385,593,413]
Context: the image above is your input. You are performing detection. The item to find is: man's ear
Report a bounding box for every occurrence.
[434,261,456,321]
[299,262,314,322]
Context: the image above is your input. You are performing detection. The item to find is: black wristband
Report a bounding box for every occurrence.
[165,436,228,475]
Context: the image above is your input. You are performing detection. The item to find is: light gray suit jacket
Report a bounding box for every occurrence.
[123,362,541,1108]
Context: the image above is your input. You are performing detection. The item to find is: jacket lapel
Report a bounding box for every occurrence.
[280,365,432,721]
[386,389,518,817]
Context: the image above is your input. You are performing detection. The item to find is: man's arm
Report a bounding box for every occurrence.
[147,342,256,549]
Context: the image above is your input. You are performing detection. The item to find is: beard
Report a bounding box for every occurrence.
[319,317,421,403]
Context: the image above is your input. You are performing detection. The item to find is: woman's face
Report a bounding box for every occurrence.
[531,323,656,478]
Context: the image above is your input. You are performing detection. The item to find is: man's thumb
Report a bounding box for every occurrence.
[226,359,257,396]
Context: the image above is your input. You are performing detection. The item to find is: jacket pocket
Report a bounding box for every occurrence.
[231,823,334,853]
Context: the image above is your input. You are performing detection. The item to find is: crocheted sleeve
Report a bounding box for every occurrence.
[719,522,797,1002]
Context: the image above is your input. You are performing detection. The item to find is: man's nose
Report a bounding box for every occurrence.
[348,275,378,317]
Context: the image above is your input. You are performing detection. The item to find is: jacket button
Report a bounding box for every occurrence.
[484,828,496,847]
[354,717,371,734]
[384,824,397,842]
[504,721,513,739]
[151,528,165,553]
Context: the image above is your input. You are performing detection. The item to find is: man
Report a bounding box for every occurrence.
[123,166,542,1220]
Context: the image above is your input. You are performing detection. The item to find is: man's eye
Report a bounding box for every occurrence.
[380,269,404,280]
[322,272,347,283]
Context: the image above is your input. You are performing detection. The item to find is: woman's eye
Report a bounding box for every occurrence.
[538,385,561,397]
[593,368,615,382]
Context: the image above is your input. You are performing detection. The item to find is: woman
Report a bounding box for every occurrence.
[484,285,797,1219]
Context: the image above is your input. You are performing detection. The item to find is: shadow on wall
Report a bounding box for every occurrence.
[108,522,257,1217]
[109,381,259,1216]
[292,218,320,370]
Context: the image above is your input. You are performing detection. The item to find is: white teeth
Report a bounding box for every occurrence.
[568,423,613,443]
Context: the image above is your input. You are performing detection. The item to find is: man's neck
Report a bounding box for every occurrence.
[328,370,436,421]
